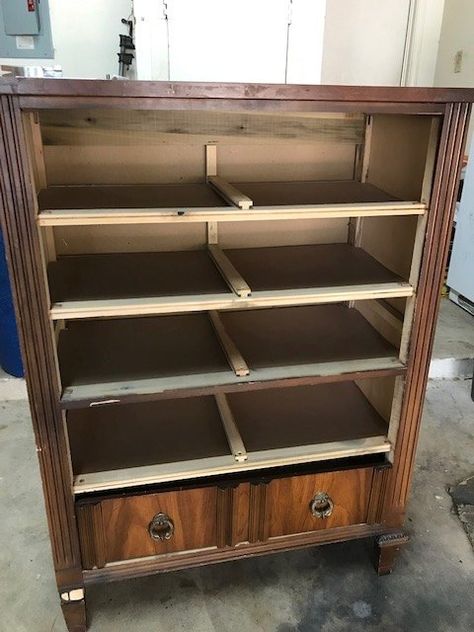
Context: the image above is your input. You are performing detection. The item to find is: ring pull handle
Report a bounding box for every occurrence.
[310,492,334,519]
[148,512,175,541]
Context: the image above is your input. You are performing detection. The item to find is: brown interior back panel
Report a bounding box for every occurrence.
[67,396,230,474]
[225,244,403,291]
[48,250,231,302]
[221,304,397,369]
[227,382,388,452]
[58,313,231,387]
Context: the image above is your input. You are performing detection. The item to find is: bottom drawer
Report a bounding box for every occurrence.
[264,467,375,539]
[77,464,385,569]
[77,486,219,567]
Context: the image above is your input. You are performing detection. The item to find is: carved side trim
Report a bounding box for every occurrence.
[76,503,106,570]
[367,466,390,524]
[0,95,82,581]
[216,486,234,548]
[383,102,471,525]
[248,482,268,543]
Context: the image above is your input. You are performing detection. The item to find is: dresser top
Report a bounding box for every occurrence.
[1,78,474,104]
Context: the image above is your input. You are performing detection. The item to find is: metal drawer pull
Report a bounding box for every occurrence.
[310,492,334,519]
[148,512,175,541]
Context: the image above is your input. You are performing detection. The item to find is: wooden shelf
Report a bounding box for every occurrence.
[232,180,400,206]
[69,382,391,494]
[59,304,402,407]
[37,180,425,226]
[49,244,413,320]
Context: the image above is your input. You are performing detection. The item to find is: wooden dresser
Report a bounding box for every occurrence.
[0,80,472,632]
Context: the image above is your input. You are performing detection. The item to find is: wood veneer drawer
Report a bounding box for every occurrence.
[264,467,375,538]
[77,486,218,568]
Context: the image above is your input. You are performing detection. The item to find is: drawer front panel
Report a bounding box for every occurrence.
[264,467,374,538]
[80,486,218,565]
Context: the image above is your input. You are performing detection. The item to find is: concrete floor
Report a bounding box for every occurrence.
[0,378,473,632]
[430,299,474,379]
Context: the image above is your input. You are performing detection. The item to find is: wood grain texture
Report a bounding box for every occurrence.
[264,468,373,538]
[3,77,474,102]
[99,487,218,562]
[0,95,83,588]
[382,102,471,526]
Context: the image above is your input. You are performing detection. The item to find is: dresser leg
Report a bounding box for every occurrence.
[60,587,87,632]
[374,532,409,576]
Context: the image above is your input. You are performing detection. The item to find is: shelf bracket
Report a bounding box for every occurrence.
[207,244,252,298]
[215,393,248,463]
[209,310,250,377]
[205,144,253,210]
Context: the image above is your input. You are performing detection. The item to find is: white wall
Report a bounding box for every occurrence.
[0,0,131,78]
[321,0,411,85]
[435,0,474,145]
[435,0,474,88]
[134,0,326,84]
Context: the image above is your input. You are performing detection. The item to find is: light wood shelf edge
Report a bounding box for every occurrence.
[37,202,426,227]
[73,437,391,495]
[50,282,414,320]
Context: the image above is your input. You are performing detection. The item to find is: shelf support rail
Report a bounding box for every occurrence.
[215,393,248,463]
[205,144,253,210]
[209,310,250,377]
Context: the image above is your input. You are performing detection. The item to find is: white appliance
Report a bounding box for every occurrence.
[448,134,474,315]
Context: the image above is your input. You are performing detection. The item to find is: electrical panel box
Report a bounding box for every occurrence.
[0,0,53,58]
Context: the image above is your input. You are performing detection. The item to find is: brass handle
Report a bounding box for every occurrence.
[148,512,175,541]
[310,492,334,519]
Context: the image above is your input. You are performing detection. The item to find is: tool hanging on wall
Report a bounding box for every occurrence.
[118,18,135,77]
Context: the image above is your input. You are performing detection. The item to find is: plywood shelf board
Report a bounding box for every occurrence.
[224,243,405,292]
[61,356,404,408]
[58,304,399,401]
[220,304,398,370]
[48,250,232,303]
[39,183,229,210]
[58,313,231,388]
[50,282,413,321]
[68,383,390,493]
[48,243,411,319]
[232,180,400,206]
[226,382,388,453]
[37,180,426,226]
[67,396,231,475]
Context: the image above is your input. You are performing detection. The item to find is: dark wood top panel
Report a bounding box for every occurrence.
[2,78,474,103]
[48,250,231,303]
[228,382,388,453]
[58,313,231,387]
[225,244,403,291]
[67,396,230,474]
[235,181,398,206]
[39,183,228,211]
[221,304,397,370]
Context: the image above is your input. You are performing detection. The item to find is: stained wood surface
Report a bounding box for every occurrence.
[234,180,398,205]
[221,304,397,370]
[48,250,231,302]
[225,244,403,291]
[227,382,388,453]
[58,314,231,387]
[39,183,228,210]
[264,468,373,537]
[67,396,230,475]
[100,487,218,561]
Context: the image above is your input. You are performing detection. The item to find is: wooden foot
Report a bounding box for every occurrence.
[60,588,87,632]
[374,532,409,576]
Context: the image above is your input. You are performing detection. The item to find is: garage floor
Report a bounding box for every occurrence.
[1,376,473,632]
